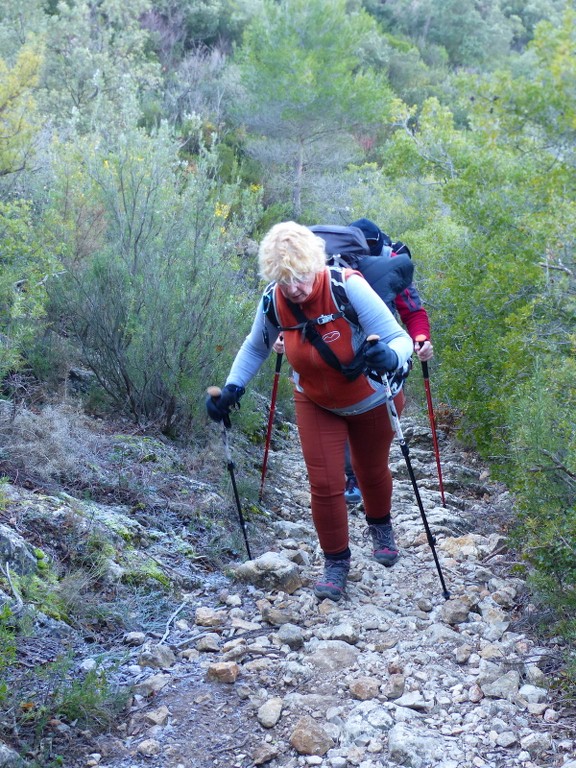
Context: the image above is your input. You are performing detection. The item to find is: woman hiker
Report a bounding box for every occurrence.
[206,221,413,602]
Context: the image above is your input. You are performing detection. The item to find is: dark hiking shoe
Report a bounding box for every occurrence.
[365,522,399,566]
[313,558,351,601]
[344,476,362,504]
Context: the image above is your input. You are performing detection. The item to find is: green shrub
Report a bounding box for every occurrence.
[508,358,576,612]
[0,604,17,706]
[44,126,261,434]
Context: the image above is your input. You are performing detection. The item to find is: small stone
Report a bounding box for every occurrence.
[496,731,518,748]
[383,673,405,700]
[417,597,433,612]
[441,598,471,625]
[455,644,473,664]
[260,606,298,626]
[481,670,520,700]
[394,690,433,711]
[257,697,283,728]
[519,731,551,755]
[252,742,279,765]
[133,674,171,696]
[330,623,359,644]
[195,607,227,627]
[123,632,146,646]
[196,633,221,652]
[468,684,483,703]
[137,739,161,756]
[145,705,170,726]
[348,676,380,701]
[277,623,304,649]
[289,716,335,756]
[180,648,200,661]
[138,644,176,669]
[479,643,504,660]
[174,619,190,630]
[206,662,240,683]
[518,683,547,703]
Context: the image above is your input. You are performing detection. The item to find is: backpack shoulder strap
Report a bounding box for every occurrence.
[328,265,360,326]
[262,282,278,326]
[261,282,282,348]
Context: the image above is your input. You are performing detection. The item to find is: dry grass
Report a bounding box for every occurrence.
[0,401,106,489]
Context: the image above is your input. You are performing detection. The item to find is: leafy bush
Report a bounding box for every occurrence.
[44,125,261,433]
[0,200,58,380]
[508,358,576,599]
[0,604,17,706]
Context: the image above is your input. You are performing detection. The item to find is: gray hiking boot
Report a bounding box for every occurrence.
[313,558,350,601]
[365,521,399,566]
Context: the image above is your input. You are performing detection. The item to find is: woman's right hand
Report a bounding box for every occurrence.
[206,384,245,423]
[363,339,398,373]
[272,332,285,355]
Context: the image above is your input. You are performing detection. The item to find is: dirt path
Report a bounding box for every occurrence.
[67,408,574,768]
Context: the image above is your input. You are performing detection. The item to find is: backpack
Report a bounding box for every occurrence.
[309,225,414,318]
[262,224,415,382]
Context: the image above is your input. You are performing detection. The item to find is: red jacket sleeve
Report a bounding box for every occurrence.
[395,284,431,341]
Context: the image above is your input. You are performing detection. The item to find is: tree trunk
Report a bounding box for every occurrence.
[292,144,304,220]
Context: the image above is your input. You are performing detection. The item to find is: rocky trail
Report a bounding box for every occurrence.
[70,410,575,768]
[2,402,576,768]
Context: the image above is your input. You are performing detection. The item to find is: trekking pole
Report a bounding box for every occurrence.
[367,337,450,600]
[421,360,447,507]
[206,387,252,560]
[258,352,283,502]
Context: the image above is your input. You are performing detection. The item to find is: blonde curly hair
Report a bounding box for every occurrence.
[258,221,327,283]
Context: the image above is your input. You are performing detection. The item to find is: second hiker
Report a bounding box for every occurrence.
[344,217,433,505]
[206,220,413,602]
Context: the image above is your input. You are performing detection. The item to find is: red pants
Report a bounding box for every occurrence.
[294,389,405,555]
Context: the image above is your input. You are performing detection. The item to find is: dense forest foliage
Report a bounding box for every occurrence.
[0,0,574,652]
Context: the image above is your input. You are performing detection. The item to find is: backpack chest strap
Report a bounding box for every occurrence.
[282,299,365,381]
[278,309,345,333]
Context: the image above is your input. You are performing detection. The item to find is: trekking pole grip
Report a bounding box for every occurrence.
[206,386,231,429]
[421,360,429,379]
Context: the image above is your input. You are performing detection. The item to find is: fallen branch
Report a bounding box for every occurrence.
[159,601,187,644]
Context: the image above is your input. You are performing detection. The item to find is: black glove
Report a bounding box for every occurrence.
[206,384,245,425]
[363,340,398,374]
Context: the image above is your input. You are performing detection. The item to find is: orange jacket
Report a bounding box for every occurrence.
[274,269,379,410]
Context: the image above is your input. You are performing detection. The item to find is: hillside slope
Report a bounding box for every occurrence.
[0,399,574,768]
